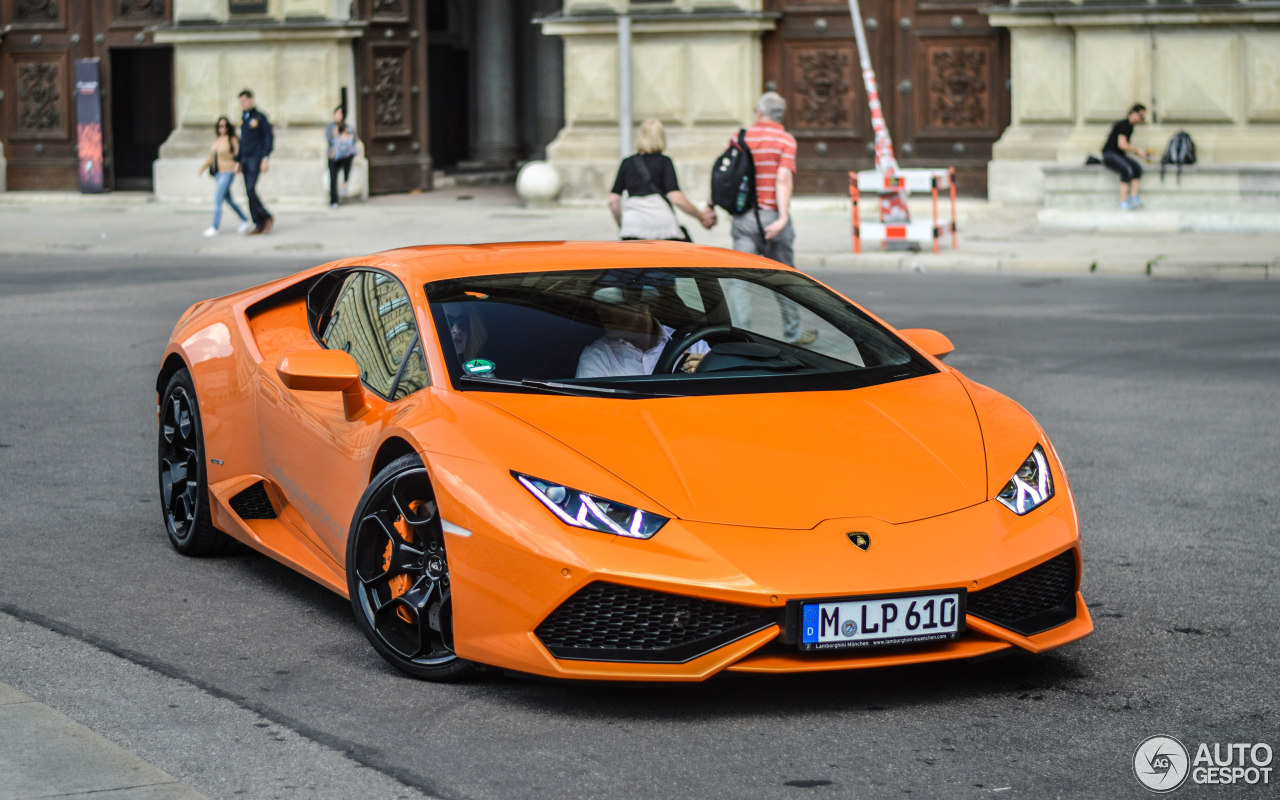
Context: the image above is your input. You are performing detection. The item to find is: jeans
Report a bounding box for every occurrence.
[329,156,353,205]
[212,172,248,230]
[241,158,271,229]
[1103,151,1143,183]
[730,209,802,339]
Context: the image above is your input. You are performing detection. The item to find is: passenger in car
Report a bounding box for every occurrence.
[576,285,709,378]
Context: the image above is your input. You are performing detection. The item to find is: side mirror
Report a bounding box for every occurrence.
[276,350,371,420]
[899,328,955,361]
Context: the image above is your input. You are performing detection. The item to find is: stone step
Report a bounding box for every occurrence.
[1037,207,1280,233]
[433,170,517,189]
[1043,163,1280,210]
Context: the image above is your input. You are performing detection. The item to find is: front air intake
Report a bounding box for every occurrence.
[968,550,1077,636]
[535,582,778,663]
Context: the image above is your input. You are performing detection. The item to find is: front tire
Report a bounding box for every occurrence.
[158,369,231,555]
[346,454,477,681]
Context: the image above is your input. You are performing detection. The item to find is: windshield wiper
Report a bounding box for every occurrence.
[457,374,578,396]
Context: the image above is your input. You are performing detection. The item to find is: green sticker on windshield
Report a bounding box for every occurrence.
[463,359,495,376]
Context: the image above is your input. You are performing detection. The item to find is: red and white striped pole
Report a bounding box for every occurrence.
[847,0,910,224]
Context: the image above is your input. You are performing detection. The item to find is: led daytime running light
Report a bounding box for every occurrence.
[515,473,667,539]
[996,445,1054,515]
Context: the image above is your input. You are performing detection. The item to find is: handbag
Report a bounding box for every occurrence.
[208,151,217,178]
[631,155,691,242]
[332,133,358,160]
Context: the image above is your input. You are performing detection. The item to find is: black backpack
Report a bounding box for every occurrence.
[710,129,756,214]
[1161,130,1196,184]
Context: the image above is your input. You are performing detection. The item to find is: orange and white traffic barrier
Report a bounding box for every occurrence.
[850,167,957,255]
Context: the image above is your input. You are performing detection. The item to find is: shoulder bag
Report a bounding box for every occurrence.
[632,155,691,242]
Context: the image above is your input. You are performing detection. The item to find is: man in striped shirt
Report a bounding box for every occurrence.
[724,92,813,344]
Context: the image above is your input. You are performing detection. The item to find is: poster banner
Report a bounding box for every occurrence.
[75,58,104,194]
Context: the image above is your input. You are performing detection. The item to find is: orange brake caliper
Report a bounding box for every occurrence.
[384,513,417,624]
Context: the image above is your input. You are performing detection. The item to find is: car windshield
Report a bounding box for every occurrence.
[425,267,934,398]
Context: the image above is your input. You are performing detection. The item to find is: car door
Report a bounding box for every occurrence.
[256,268,425,563]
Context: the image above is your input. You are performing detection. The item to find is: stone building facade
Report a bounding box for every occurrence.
[6,0,1273,203]
[150,0,563,204]
[0,0,562,200]
[986,0,1280,203]
[539,0,1014,199]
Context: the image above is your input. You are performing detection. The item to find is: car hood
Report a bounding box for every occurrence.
[475,372,988,529]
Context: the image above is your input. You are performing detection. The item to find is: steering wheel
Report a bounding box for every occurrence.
[655,324,736,374]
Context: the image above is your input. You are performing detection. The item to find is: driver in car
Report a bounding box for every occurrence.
[576,282,709,378]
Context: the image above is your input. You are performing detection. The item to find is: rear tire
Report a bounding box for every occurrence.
[347,454,477,681]
[158,369,231,555]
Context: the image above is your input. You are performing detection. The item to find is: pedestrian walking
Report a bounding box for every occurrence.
[325,106,357,209]
[608,118,714,241]
[717,92,813,344]
[1103,103,1152,210]
[237,89,274,234]
[196,116,251,237]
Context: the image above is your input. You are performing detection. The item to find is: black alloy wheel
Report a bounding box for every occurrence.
[158,370,230,555]
[347,454,477,681]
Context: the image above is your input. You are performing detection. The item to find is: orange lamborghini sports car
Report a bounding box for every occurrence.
[157,241,1091,682]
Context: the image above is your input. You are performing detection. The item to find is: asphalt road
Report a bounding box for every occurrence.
[1,253,1277,800]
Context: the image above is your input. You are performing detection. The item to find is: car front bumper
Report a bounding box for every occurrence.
[431,456,1092,681]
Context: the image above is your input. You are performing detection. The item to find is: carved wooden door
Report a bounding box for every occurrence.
[1,0,95,189]
[1,0,171,190]
[355,0,432,195]
[763,0,1008,196]
[895,0,1008,195]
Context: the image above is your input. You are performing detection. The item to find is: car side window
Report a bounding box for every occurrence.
[321,270,419,398]
[391,338,430,400]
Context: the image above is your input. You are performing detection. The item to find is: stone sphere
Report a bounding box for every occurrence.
[516,161,562,206]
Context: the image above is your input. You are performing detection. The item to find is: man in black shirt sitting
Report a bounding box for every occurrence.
[1102,104,1152,210]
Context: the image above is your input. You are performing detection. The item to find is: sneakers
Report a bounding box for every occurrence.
[331,203,340,209]
[1118,198,1134,211]
[238,220,253,234]
[785,329,819,346]
[202,226,218,237]
[1129,195,1144,209]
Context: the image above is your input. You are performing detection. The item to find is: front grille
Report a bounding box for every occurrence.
[229,482,276,520]
[536,582,779,663]
[968,550,1077,636]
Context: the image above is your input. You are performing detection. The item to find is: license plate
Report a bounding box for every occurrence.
[795,590,965,651]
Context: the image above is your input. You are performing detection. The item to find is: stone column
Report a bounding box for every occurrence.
[473,0,519,166]
[527,0,565,159]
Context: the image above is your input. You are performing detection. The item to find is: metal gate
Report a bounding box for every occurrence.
[763,0,1009,196]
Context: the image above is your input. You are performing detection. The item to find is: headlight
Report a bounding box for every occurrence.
[996,445,1054,515]
[514,473,667,539]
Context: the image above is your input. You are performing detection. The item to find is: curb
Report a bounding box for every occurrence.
[0,682,207,800]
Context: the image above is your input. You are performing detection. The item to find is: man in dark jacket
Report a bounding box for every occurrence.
[237,89,274,234]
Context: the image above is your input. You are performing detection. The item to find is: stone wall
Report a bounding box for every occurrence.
[987,1,1280,203]
[541,1,774,201]
[152,0,366,206]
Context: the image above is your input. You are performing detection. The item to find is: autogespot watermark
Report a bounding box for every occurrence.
[1133,735,1274,793]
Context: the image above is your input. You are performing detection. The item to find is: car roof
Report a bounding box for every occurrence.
[346,241,796,284]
